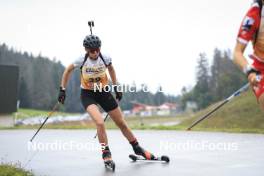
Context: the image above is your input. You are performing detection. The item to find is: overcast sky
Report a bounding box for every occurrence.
[0,0,253,95]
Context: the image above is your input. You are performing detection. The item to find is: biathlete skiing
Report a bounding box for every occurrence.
[57,21,169,171]
[233,0,264,110]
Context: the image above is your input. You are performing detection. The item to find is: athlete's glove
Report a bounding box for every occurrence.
[243,65,260,78]
[243,65,261,87]
[114,86,123,101]
[58,87,66,104]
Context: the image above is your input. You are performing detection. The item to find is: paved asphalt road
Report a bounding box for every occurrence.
[0,130,264,176]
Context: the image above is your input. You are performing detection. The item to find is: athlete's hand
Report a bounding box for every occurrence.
[58,87,66,104]
[114,86,122,101]
[248,73,260,87]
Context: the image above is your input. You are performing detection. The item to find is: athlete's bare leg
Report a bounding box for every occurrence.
[108,107,136,142]
[86,104,108,144]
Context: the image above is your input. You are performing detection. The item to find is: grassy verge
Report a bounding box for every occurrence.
[1,115,184,130]
[13,108,80,120]
[0,163,34,176]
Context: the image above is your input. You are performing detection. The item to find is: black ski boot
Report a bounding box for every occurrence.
[102,150,115,171]
[132,143,155,160]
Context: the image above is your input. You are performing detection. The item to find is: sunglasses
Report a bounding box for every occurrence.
[89,48,100,53]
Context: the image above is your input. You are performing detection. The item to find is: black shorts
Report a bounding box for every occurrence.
[80,89,118,112]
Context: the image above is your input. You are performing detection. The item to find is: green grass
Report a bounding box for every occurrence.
[13,108,80,120]
[0,163,34,176]
[175,90,264,133]
[2,115,183,130]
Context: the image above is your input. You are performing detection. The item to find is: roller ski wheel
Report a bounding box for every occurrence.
[161,155,170,163]
[104,159,115,171]
[129,154,170,163]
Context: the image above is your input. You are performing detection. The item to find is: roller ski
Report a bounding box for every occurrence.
[103,150,115,171]
[129,154,170,163]
[129,143,170,163]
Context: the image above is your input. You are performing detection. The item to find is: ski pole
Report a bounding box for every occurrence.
[30,102,60,142]
[186,82,250,131]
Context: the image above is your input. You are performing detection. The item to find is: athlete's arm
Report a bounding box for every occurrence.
[233,42,259,86]
[233,4,261,86]
[233,42,248,71]
[60,64,75,89]
[107,64,118,85]
[234,3,260,69]
[107,64,122,100]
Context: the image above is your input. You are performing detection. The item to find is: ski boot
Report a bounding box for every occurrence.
[132,143,156,160]
[102,150,115,171]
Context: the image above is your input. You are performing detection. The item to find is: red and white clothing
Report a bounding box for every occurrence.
[237,2,264,99]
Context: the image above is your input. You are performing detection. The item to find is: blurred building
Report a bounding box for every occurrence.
[131,101,180,116]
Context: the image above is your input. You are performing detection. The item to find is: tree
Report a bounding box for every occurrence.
[181,48,247,111]
[18,76,30,107]
[154,86,166,105]
[210,49,246,102]
[192,53,211,109]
